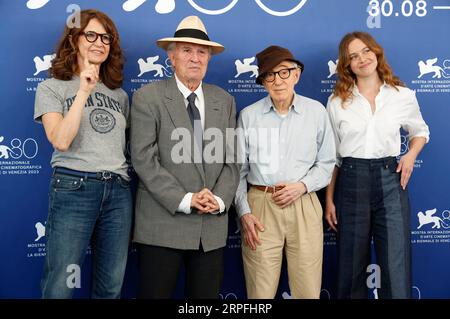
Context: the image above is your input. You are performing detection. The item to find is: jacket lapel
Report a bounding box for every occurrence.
[204,86,223,133]
[203,85,225,185]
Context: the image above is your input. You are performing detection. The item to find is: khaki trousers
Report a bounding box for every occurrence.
[242,187,323,299]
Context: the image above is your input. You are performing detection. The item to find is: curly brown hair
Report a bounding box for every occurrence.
[50,9,124,89]
[333,31,404,105]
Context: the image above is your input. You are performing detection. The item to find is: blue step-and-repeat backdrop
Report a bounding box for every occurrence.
[0,0,449,299]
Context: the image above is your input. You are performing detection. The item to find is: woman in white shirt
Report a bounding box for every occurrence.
[326,32,429,299]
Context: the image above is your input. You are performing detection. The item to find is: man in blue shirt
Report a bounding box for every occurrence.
[235,45,336,299]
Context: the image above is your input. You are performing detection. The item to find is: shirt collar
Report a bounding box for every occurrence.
[174,74,203,101]
[262,92,301,114]
[352,81,390,96]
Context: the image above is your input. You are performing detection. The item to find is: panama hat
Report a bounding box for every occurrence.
[156,15,224,55]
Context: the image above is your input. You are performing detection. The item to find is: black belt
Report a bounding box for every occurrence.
[53,166,120,181]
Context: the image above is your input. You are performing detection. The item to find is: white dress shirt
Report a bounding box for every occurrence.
[326,84,430,166]
[174,75,225,214]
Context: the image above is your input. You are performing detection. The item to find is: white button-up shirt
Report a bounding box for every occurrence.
[326,84,430,166]
[174,74,205,129]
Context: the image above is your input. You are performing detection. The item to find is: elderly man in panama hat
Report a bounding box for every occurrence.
[235,45,336,298]
[130,16,239,298]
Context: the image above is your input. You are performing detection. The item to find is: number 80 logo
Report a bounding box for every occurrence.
[1,137,39,159]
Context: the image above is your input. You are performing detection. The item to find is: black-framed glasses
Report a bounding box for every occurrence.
[81,31,113,45]
[263,67,299,82]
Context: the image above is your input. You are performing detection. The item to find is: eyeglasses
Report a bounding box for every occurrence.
[81,31,113,45]
[262,67,299,82]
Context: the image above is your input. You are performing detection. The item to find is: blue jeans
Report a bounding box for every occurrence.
[41,167,133,299]
[336,157,411,299]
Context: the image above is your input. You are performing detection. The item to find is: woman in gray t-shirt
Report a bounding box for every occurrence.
[34,9,132,299]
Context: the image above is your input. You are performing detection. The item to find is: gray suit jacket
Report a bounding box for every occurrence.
[130,77,240,252]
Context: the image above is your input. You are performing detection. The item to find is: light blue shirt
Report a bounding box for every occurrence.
[234,93,336,217]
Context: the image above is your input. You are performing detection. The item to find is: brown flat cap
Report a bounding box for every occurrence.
[255,45,304,85]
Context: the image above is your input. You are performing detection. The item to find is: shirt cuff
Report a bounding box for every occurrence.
[210,195,225,215]
[235,199,251,218]
[299,178,312,194]
[409,133,430,144]
[177,193,193,214]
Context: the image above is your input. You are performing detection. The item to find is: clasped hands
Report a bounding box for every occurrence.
[190,188,220,214]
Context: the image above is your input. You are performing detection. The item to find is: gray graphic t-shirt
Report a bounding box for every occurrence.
[34,77,130,179]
